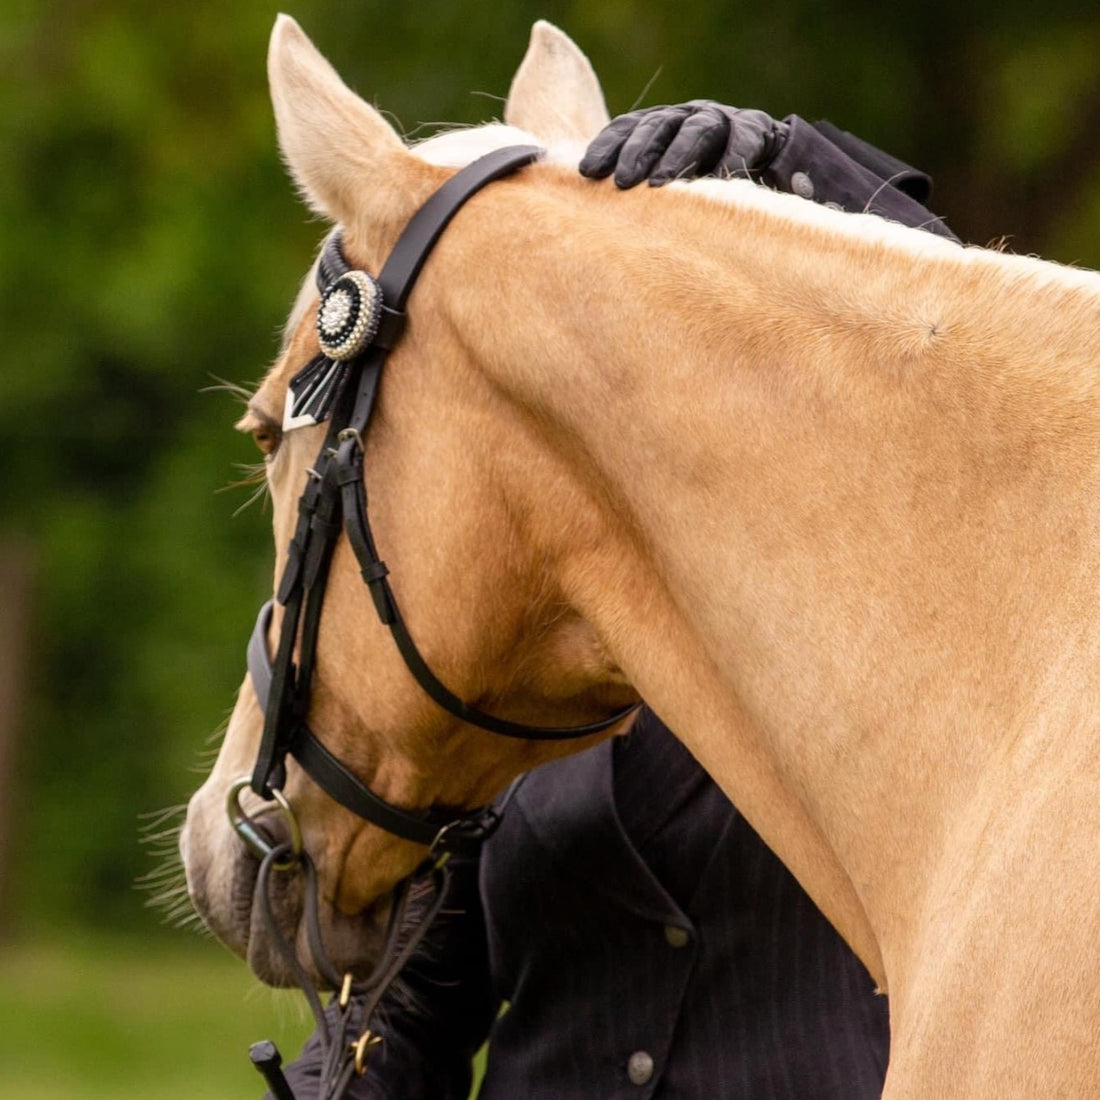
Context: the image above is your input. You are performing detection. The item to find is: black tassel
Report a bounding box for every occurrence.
[284,353,347,429]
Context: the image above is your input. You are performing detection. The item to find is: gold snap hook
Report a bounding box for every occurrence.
[352,1030,382,1075]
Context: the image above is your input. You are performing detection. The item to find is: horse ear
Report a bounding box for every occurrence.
[504,21,611,145]
[267,15,424,231]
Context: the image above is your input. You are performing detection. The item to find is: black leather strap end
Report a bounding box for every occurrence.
[276,542,303,605]
[249,1040,297,1100]
[247,601,276,710]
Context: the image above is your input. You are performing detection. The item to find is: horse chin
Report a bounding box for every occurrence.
[243,875,392,989]
[182,812,391,990]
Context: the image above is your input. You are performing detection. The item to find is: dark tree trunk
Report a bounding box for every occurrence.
[0,539,34,938]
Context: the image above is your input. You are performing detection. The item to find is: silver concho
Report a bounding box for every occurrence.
[316,270,383,361]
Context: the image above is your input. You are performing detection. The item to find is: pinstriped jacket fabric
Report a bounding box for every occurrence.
[475,712,889,1099]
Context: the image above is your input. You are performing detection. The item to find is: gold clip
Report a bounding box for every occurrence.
[352,1030,382,1075]
[339,972,353,1009]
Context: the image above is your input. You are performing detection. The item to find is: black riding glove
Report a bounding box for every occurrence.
[272,854,496,1100]
[579,100,789,188]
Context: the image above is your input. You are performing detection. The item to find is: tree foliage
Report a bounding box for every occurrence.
[4,0,1100,930]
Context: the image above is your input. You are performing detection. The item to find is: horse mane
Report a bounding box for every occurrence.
[294,119,1100,427]
[415,120,1100,311]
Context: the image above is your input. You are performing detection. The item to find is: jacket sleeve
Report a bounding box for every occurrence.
[271,852,499,1100]
[764,115,958,240]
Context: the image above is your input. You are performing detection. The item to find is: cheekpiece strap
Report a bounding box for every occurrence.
[253,144,638,841]
[247,599,500,854]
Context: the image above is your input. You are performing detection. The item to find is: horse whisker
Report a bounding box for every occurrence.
[201,375,256,405]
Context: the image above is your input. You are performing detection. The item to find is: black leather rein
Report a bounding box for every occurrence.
[240,144,638,857]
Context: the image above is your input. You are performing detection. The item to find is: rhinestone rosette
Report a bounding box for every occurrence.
[316,270,383,360]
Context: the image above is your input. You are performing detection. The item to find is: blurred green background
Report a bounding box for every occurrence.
[2,0,1100,1095]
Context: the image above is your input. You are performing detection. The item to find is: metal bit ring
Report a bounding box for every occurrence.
[227,776,303,871]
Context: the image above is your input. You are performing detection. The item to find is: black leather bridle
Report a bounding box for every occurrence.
[232,143,640,1100]
[232,144,638,865]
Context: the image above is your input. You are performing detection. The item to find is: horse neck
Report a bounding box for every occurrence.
[446,172,1100,988]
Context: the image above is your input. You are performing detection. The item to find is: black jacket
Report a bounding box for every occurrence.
[477,715,888,1098]
[769,116,956,239]
[280,717,888,1100]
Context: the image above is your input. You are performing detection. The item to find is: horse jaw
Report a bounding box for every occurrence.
[504,21,610,145]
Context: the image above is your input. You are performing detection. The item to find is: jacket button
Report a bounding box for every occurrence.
[627,1050,655,1085]
[791,170,815,200]
[663,925,690,948]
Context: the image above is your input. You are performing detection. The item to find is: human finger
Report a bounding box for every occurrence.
[578,110,648,179]
[612,106,692,188]
[648,106,731,185]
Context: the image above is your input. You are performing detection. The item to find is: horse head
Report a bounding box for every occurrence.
[181,18,640,986]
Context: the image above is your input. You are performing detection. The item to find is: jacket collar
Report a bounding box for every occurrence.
[510,737,692,927]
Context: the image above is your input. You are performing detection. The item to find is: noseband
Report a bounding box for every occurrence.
[234,145,637,863]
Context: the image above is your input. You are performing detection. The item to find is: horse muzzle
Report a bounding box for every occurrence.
[180,775,390,989]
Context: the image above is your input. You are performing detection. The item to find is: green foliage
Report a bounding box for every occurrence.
[4,0,1100,943]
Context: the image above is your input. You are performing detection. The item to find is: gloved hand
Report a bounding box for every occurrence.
[579,100,790,188]
[271,854,495,1100]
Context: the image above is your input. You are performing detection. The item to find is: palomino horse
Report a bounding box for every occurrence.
[183,16,1100,1097]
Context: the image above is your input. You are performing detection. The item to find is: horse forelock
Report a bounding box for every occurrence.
[280,249,321,355]
[411,122,542,166]
[410,120,591,171]
[673,172,1100,313]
